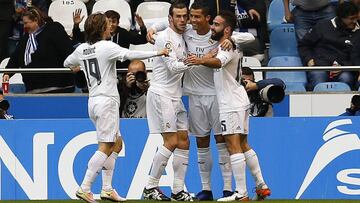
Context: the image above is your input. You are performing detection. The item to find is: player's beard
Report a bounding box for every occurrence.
[211,29,224,41]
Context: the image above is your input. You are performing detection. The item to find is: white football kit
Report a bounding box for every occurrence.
[182,26,222,136]
[147,27,192,133]
[214,46,250,135]
[64,40,159,141]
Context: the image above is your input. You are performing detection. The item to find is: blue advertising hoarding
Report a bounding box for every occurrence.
[0,117,359,200]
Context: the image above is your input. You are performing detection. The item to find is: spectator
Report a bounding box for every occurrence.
[3,7,75,93]
[283,0,336,41]
[72,9,148,70]
[0,90,13,119]
[0,0,15,62]
[235,0,268,61]
[340,94,360,116]
[242,66,285,117]
[119,60,148,118]
[298,1,360,91]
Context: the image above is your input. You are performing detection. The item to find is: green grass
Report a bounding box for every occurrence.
[0,200,359,203]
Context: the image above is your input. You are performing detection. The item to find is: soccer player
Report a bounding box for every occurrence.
[64,13,167,203]
[146,1,255,200]
[142,1,196,201]
[186,11,271,201]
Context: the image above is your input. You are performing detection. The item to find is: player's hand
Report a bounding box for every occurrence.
[2,74,9,83]
[158,48,169,57]
[125,72,136,88]
[185,54,202,65]
[147,29,156,44]
[135,13,146,29]
[220,39,234,51]
[248,9,260,21]
[203,48,218,59]
[73,8,84,26]
[244,79,257,91]
[307,59,315,66]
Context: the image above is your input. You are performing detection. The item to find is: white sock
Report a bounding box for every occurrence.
[146,145,172,189]
[244,149,267,188]
[102,151,119,191]
[172,148,189,194]
[230,153,247,196]
[81,151,108,193]
[197,147,212,191]
[217,143,232,192]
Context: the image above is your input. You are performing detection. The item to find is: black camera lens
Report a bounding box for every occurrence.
[134,71,147,82]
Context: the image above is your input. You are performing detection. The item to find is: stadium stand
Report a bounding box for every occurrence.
[267,0,294,31]
[269,26,299,58]
[92,0,132,31]
[48,0,88,35]
[313,82,351,92]
[266,56,307,92]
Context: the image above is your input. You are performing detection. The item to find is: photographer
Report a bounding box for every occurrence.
[241,67,285,117]
[340,95,360,116]
[119,60,148,118]
[0,90,13,119]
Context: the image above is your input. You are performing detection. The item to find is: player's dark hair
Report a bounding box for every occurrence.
[337,1,359,19]
[169,0,188,17]
[241,66,254,77]
[218,10,237,32]
[85,13,107,44]
[190,0,210,16]
[105,10,120,21]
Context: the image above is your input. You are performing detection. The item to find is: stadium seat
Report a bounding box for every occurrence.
[92,0,132,31]
[52,0,89,2]
[267,0,294,31]
[136,2,171,19]
[242,56,263,81]
[0,58,24,92]
[129,43,155,76]
[269,26,298,58]
[48,0,88,35]
[266,56,306,92]
[313,82,351,92]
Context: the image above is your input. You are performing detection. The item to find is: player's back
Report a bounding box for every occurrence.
[183,27,218,96]
[150,28,188,100]
[74,41,120,100]
[214,47,250,113]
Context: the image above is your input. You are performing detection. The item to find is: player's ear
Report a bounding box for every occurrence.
[206,15,211,22]
[168,14,173,24]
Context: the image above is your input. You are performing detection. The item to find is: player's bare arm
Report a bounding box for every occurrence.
[185,54,221,69]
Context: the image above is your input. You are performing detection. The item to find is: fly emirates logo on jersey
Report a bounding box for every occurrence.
[296,119,360,199]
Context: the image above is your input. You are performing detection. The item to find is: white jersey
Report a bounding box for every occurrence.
[214,45,250,113]
[122,92,147,118]
[149,27,191,100]
[64,40,158,102]
[183,27,218,95]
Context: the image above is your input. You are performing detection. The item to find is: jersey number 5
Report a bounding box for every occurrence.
[83,58,101,87]
[221,120,227,132]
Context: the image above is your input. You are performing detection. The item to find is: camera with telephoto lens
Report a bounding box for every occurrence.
[134,71,147,82]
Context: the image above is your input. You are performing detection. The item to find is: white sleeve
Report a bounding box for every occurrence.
[150,18,169,33]
[156,36,192,73]
[109,44,158,62]
[64,49,81,69]
[231,31,255,45]
[216,49,232,68]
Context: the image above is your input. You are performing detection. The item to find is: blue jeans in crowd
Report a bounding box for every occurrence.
[307,71,358,91]
[292,4,335,40]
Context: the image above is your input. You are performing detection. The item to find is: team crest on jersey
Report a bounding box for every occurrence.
[165,41,173,53]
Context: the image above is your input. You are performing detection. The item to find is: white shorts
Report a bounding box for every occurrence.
[88,96,120,142]
[188,95,222,137]
[220,110,249,136]
[146,91,188,134]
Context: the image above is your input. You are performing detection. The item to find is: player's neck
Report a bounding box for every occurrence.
[196,25,210,35]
